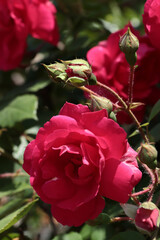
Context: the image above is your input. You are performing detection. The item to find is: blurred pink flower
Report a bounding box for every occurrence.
[86,25,160,123]
[143,0,160,50]
[0,0,59,71]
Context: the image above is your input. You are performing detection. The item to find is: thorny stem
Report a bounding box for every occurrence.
[0,147,22,167]
[156,194,160,207]
[128,66,135,106]
[131,196,140,206]
[147,169,159,202]
[96,81,149,143]
[78,86,100,97]
[130,187,152,197]
[111,217,133,223]
[79,83,158,201]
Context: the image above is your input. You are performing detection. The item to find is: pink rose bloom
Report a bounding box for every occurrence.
[135,206,159,233]
[23,102,142,226]
[143,0,160,50]
[0,0,59,71]
[87,25,160,123]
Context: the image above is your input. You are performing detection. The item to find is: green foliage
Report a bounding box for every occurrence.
[0,199,38,234]
[52,232,82,240]
[0,0,160,239]
[0,94,38,127]
[149,99,160,122]
[110,230,145,240]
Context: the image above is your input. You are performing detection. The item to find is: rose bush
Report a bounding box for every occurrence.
[143,0,160,50]
[23,102,142,226]
[87,25,160,123]
[0,0,59,71]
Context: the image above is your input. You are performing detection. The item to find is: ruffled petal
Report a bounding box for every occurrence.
[51,195,105,226]
[100,158,142,203]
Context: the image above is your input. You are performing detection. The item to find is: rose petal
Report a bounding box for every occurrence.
[59,102,90,122]
[100,158,142,203]
[51,195,105,226]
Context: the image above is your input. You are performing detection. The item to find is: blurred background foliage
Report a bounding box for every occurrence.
[0,0,160,239]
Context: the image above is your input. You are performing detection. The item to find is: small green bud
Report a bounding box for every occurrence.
[43,63,66,83]
[67,76,87,87]
[61,59,90,68]
[43,59,96,87]
[125,52,137,67]
[90,95,113,114]
[137,143,158,169]
[119,27,139,66]
[109,111,117,122]
[88,73,97,85]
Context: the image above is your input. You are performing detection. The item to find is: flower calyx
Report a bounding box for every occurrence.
[137,143,158,169]
[119,27,139,66]
[43,59,97,87]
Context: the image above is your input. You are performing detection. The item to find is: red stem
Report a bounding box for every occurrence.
[128,66,135,106]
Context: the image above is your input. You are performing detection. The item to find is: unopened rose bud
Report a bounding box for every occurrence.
[88,73,97,85]
[137,143,158,169]
[135,202,160,236]
[67,76,86,87]
[64,59,96,86]
[90,95,113,114]
[119,27,139,66]
[43,63,67,83]
[43,59,97,87]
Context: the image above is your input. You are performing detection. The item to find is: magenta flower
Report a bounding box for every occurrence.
[23,102,142,226]
[0,0,59,71]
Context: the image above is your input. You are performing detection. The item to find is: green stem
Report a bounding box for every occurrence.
[78,86,101,97]
[96,81,149,143]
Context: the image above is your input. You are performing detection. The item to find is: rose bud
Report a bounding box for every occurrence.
[44,59,97,87]
[90,95,113,114]
[135,202,160,236]
[43,63,67,83]
[119,27,139,66]
[137,143,158,169]
[63,59,97,86]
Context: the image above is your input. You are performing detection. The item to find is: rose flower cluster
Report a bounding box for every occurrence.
[87,24,160,123]
[0,0,59,71]
[22,0,160,230]
[23,102,142,226]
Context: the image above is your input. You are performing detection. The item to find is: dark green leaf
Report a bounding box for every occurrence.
[87,213,110,225]
[149,100,160,122]
[0,198,25,219]
[0,199,38,234]
[0,94,38,127]
[0,184,32,198]
[110,230,145,240]
[150,123,160,142]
